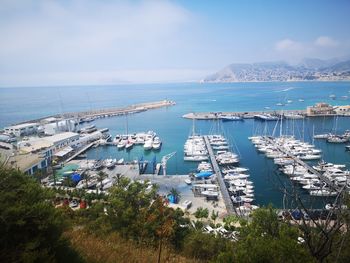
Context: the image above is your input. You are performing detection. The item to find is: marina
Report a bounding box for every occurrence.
[1,81,350,212]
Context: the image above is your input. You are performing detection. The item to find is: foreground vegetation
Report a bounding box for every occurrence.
[1,165,350,262]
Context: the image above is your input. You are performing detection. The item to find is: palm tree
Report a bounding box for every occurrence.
[97,171,107,193]
[168,188,181,204]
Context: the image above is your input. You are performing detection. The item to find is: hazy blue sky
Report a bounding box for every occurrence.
[0,0,349,86]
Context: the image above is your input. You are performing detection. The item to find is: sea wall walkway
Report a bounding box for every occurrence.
[17,100,175,125]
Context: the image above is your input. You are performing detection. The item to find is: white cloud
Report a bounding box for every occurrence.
[314,36,339,47]
[0,0,197,85]
[274,36,345,62]
[275,39,304,52]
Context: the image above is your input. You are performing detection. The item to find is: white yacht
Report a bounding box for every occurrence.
[152,137,162,150]
[117,139,127,149]
[144,139,153,150]
[125,138,134,150]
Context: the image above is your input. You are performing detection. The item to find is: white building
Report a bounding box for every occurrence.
[4,123,39,137]
[334,105,350,115]
[43,132,80,150]
[43,119,77,135]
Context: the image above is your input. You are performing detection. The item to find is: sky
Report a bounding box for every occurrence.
[0,0,350,86]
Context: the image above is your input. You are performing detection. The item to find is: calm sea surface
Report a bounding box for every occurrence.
[1,81,350,207]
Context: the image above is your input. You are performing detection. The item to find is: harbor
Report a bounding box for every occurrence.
[1,82,350,215]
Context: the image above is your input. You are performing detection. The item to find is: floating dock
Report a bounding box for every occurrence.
[264,137,342,193]
[203,136,236,215]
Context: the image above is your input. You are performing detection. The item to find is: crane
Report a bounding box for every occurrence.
[161,152,176,176]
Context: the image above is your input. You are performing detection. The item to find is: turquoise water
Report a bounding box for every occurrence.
[1,81,350,207]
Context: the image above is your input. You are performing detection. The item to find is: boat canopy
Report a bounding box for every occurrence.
[54,146,73,157]
[195,171,213,178]
[71,173,81,183]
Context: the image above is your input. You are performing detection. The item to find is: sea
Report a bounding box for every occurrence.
[1,81,350,208]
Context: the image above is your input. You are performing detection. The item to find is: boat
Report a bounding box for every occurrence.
[284,113,304,119]
[220,115,243,121]
[329,94,336,100]
[201,190,219,197]
[298,99,305,102]
[325,203,347,210]
[231,196,254,203]
[309,189,338,197]
[185,179,192,185]
[314,133,331,139]
[184,155,208,161]
[92,161,103,170]
[194,171,213,178]
[117,139,127,149]
[152,137,162,150]
[105,159,116,169]
[144,139,153,150]
[117,158,124,165]
[327,135,348,144]
[254,114,278,121]
[182,200,192,209]
[299,154,321,160]
[125,139,134,150]
[346,145,350,151]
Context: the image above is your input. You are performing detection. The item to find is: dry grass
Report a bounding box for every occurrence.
[64,229,198,263]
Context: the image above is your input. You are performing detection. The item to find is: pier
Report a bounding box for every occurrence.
[16,100,175,125]
[183,109,350,120]
[183,110,306,120]
[203,136,236,215]
[64,142,95,164]
[264,137,343,192]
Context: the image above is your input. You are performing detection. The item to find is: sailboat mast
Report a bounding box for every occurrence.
[279,110,283,137]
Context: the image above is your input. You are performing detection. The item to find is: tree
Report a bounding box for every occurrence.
[234,206,315,263]
[194,207,209,220]
[211,210,219,223]
[0,165,81,262]
[97,171,107,193]
[145,196,175,263]
[223,214,239,231]
[106,177,158,240]
[183,231,234,261]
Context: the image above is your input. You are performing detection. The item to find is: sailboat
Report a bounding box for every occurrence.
[327,115,348,143]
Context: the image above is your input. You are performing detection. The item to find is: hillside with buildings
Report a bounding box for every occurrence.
[203,58,350,82]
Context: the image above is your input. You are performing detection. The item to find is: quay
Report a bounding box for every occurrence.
[183,110,306,120]
[264,137,343,193]
[203,136,236,215]
[183,103,350,120]
[16,100,175,125]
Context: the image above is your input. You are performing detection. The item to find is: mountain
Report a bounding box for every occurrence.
[203,58,350,82]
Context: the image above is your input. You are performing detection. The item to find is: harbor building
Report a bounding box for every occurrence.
[42,132,80,150]
[306,103,335,116]
[43,119,77,135]
[334,105,350,115]
[4,123,39,137]
[8,153,50,176]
